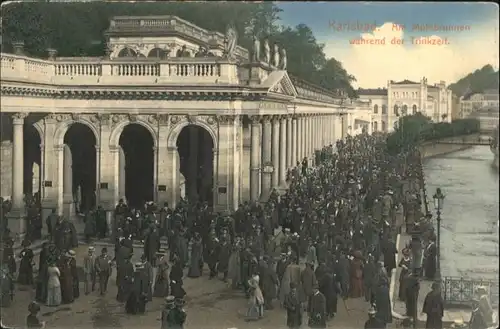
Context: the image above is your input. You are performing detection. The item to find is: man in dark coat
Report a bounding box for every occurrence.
[363,254,378,304]
[95,247,112,296]
[422,282,444,329]
[45,209,59,238]
[374,279,392,326]
[284,282,302,329]
[116,256,134,303]
[217,237,231,282]
[405,270,420,321]
[318,269,340,319]
[144,224,160,267]
[382,238,398,275]
[259,257,278,310]
[308,284,327,328]
[206,237,220,279]
[423,237,437,280]
[54,217,78,252]
[125,263,148,314]
[95,206,107,239]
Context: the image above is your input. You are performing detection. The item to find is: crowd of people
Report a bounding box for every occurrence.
[0,132,445,329]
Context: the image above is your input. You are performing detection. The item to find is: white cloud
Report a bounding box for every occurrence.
[323,22,499,89]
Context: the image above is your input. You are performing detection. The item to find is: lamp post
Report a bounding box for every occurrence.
[433,187,445,279]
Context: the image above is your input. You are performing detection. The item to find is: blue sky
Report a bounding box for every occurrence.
[277,2,499,88]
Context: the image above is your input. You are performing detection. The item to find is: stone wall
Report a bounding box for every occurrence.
[1,141,12,198]
[419,134,480,159]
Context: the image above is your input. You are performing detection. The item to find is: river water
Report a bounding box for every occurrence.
[423,146,499,281]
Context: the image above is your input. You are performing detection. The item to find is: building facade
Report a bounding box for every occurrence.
[358,78,453,133]
[459,89,500,118]
[0,15,371,235]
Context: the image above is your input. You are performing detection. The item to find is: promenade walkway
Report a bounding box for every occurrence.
[391,232,472,327]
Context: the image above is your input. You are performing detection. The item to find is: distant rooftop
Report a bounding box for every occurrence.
[357,88,388,96]
[391,79,419,85]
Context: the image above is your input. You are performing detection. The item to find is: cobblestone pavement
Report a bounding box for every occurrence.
[3,244,370,329]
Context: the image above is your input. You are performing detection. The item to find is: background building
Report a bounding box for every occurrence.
[459,89,500,118]
[358,78,453,133]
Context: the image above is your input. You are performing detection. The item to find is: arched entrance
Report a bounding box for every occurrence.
[176,125,214,206]
[64,123,97,214]
[23,124,41,202]
[119,124,154,208]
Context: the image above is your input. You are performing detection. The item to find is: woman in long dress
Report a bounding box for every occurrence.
[153,253,170,297]
[17,240,35,286]
[245,274,264,321]
[349,251,364,298]
[398,249,412,301]
[187,234,203,278]
[46,263,62,306]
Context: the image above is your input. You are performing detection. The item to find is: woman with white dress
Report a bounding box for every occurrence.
[245,274,264,321]
[46,262,62,306]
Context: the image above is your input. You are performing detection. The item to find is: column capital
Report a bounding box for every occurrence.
[248,115,261,124]
[12,112,28,124]
[261,115,272,124]
[271,115,281,124]
[217,115,238,125]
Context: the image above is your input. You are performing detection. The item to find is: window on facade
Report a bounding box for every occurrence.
[374,104,378,114]
[412,104,417,114]
[117,47,137,58]
[402,105,408,115]
[373,121,378,131]
[381,121,387,132]
[394,105,399,116]
[382,105,387,114]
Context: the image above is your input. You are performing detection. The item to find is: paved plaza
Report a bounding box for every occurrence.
[4,243,370,329]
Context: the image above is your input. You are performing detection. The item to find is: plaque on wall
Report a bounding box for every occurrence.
[100,182,109,190]
[218,187,227,194]
[43,181,53,187]
[158,185,167,192]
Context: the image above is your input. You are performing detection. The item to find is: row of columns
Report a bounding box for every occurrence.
[249,114,338,202]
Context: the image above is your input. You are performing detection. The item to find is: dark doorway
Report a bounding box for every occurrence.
[23,124,42,202]
[176,125,214,206]
[119,124,154,209]
[64,123,97,214]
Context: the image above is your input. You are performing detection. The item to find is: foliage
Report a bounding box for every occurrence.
[448,64,499,96]
[1,2,356,96]
[386,114,480,155]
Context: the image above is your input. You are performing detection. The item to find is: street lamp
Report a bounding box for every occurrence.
[433,187,445,279]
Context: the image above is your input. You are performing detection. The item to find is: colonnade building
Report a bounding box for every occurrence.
[0,15,371,235]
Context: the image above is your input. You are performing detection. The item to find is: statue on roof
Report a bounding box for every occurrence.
[273,44,280,67]
[280,48,287,70]
[263,39,270,64]
[224,24,238,60]
[251,35,260,63]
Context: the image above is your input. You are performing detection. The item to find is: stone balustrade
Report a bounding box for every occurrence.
[1,53,233,85]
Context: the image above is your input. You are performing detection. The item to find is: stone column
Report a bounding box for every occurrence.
[291,116,298,166]
[286,116,293,168]
[63,144,74,220]
[249,116,261,202]
[300,115,309,160]
[187,126,199,202]
[271,116,280,189]
[260,116,272,201]
[118,146,126,201]
[279,116,287,187]
[297,116,303,162]
[8,113,27,235]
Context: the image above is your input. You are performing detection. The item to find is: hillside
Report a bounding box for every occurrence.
[448,65,499,96]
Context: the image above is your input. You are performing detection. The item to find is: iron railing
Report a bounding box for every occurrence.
[441,276,499,308]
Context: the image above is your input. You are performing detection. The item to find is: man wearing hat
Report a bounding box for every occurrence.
[308,283,326,328]
[284,282,302,329]
[95,247,112,296]
[364,305,385,329]
[161,296,175,329]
